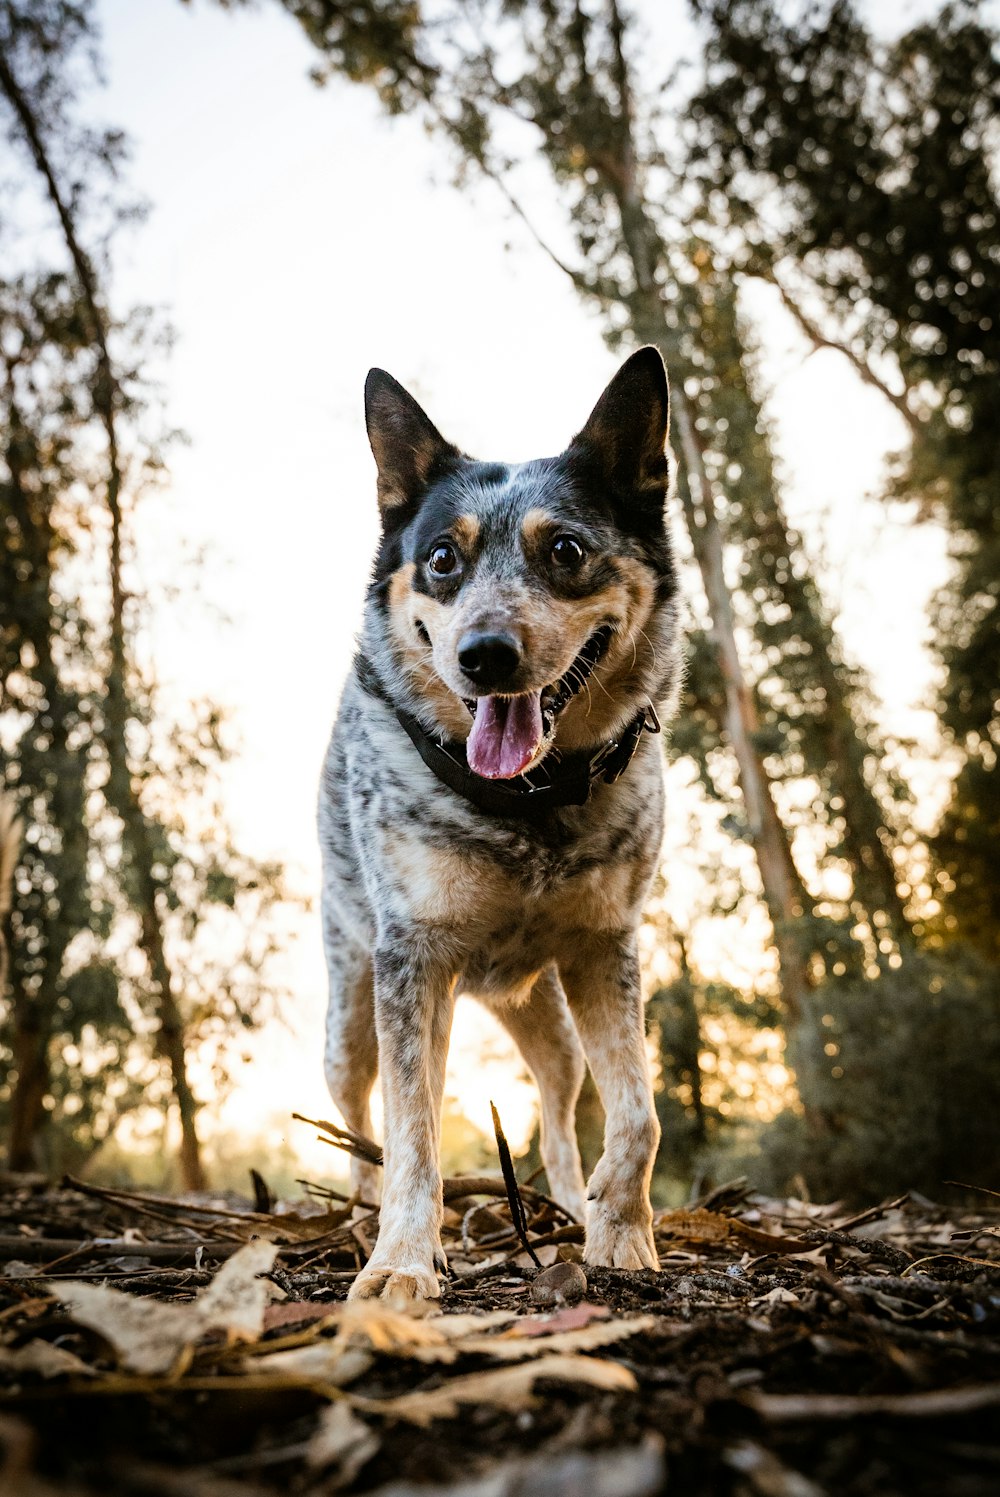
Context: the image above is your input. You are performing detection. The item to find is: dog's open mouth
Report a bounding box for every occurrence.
[465,627,612,780]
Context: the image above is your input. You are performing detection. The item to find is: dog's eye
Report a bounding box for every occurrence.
[428,542,459,576]
[551,535,585,569]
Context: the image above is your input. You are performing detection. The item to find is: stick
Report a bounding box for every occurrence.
[490,1101,541,1269]
[291,1113,383,1166]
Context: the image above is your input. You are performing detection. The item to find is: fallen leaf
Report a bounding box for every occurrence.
[655,1208,812,1255]
[355,1353,637,1425]
[263,1301,338,1332]
[59,1238,280,1375]
[0,1341,95,1379]
[307,1400,379,1478]
[456,1314,656,1362]
[251,1341,374,1388]
[510,1303,611,1336]
[266,1206,356,1241]
[56,1287,194,1377]
[196,1238,280,1341]
[336,1303,516,1360]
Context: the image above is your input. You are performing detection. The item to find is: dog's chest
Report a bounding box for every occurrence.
[374,816,653,995]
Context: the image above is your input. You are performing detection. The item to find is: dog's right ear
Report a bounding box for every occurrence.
[365,369,459,516]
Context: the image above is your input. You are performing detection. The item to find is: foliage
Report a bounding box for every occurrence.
[685,0,1000,961]
[0,0,292,1178]
[753,948,1000,1202]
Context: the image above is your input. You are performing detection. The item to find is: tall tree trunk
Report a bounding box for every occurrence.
[7,1012,49,1171]
[599,1,813,1018]
[672,397,811,1018]
[0,800,44,1172]
[2,394,80,1169]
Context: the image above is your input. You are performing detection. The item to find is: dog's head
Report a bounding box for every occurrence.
[364,348,680,779]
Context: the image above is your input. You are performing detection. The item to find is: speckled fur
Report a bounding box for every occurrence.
[319,349,682,1305]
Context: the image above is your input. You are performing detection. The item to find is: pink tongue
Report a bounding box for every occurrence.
[467,693,544,779]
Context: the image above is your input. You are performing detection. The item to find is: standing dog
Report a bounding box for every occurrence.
[319,347,681,1304]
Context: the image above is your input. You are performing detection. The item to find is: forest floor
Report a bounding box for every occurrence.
[1,1122,999,1497]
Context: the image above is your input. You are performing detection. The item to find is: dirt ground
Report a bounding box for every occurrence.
[1,1133,998,1497]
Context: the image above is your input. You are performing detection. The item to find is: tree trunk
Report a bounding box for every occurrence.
[7,1010,49,1172]
[596,6,813,1017]
[672,395,811,1020]
[136,880,206,1192]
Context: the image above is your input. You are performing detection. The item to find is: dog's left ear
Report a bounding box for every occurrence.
[365,369,459,515]
[571,346,670,497]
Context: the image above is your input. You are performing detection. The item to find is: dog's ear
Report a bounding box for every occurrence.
[365,369,459,515]
[571,347,670,498]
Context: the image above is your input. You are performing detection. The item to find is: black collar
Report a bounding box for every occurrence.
[394,701,660,821]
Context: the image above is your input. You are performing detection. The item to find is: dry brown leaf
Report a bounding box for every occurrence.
[251,1341,374,1388]
[58,1285,198,1377]
[195,1238,280,1341]
[456,1314,656,1362]
[507,1304,611,1337]
[656,1208,812,1255]
[266,1206,356,1241]
[0,1340,95,1379]
[2,1261,43,1278]
[355,1353,637,1425]
[59,1238,280,1375]
[306,1400,380,1478]
[337,1303,515,1359]
[262,1301,338,1332]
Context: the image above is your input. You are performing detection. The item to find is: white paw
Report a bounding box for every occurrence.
[584,1202,659,1270]
[348,1256,443,1308]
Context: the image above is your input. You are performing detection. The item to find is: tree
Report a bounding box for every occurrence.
[684,0,1000,960]
[0,0,289,1181]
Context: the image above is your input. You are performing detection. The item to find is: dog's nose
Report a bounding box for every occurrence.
[458,630,522,689]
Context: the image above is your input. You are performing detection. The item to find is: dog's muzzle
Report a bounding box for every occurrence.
[462,626,613,780]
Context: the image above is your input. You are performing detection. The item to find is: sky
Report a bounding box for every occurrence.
[87,0,953,1176]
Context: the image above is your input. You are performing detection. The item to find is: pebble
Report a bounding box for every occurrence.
[530,1261,588,1306]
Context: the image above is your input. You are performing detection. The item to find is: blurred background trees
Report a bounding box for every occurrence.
[0,0,290,1184]
[1,0,997,1200]
[253,0,1000,1199]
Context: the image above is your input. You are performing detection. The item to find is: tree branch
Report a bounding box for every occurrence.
[769,270,923,437]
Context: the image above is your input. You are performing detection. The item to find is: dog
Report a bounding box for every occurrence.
[318,346,682,1304]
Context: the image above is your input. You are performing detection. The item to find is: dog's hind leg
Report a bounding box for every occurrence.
[323,931,381,1207]
[483,968,587,1223]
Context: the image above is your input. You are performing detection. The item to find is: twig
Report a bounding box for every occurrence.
[490,1101,541,1269]
[743,1383,1000,1422]
[291,1113,383,1167]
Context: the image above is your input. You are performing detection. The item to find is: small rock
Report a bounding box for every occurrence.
[530,1261,587,1306]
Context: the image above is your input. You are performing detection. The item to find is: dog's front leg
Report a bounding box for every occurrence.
[561,931,660,1271]
[349,929,456,1307]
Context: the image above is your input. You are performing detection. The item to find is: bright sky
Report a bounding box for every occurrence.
[90,0,952,1179]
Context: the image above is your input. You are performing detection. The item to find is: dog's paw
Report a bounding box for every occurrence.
[348,1259,442,1309]
[584,1204,659,1271]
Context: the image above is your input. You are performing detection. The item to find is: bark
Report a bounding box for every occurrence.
[7,1017,49,1171]
[672,398,810,1019]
